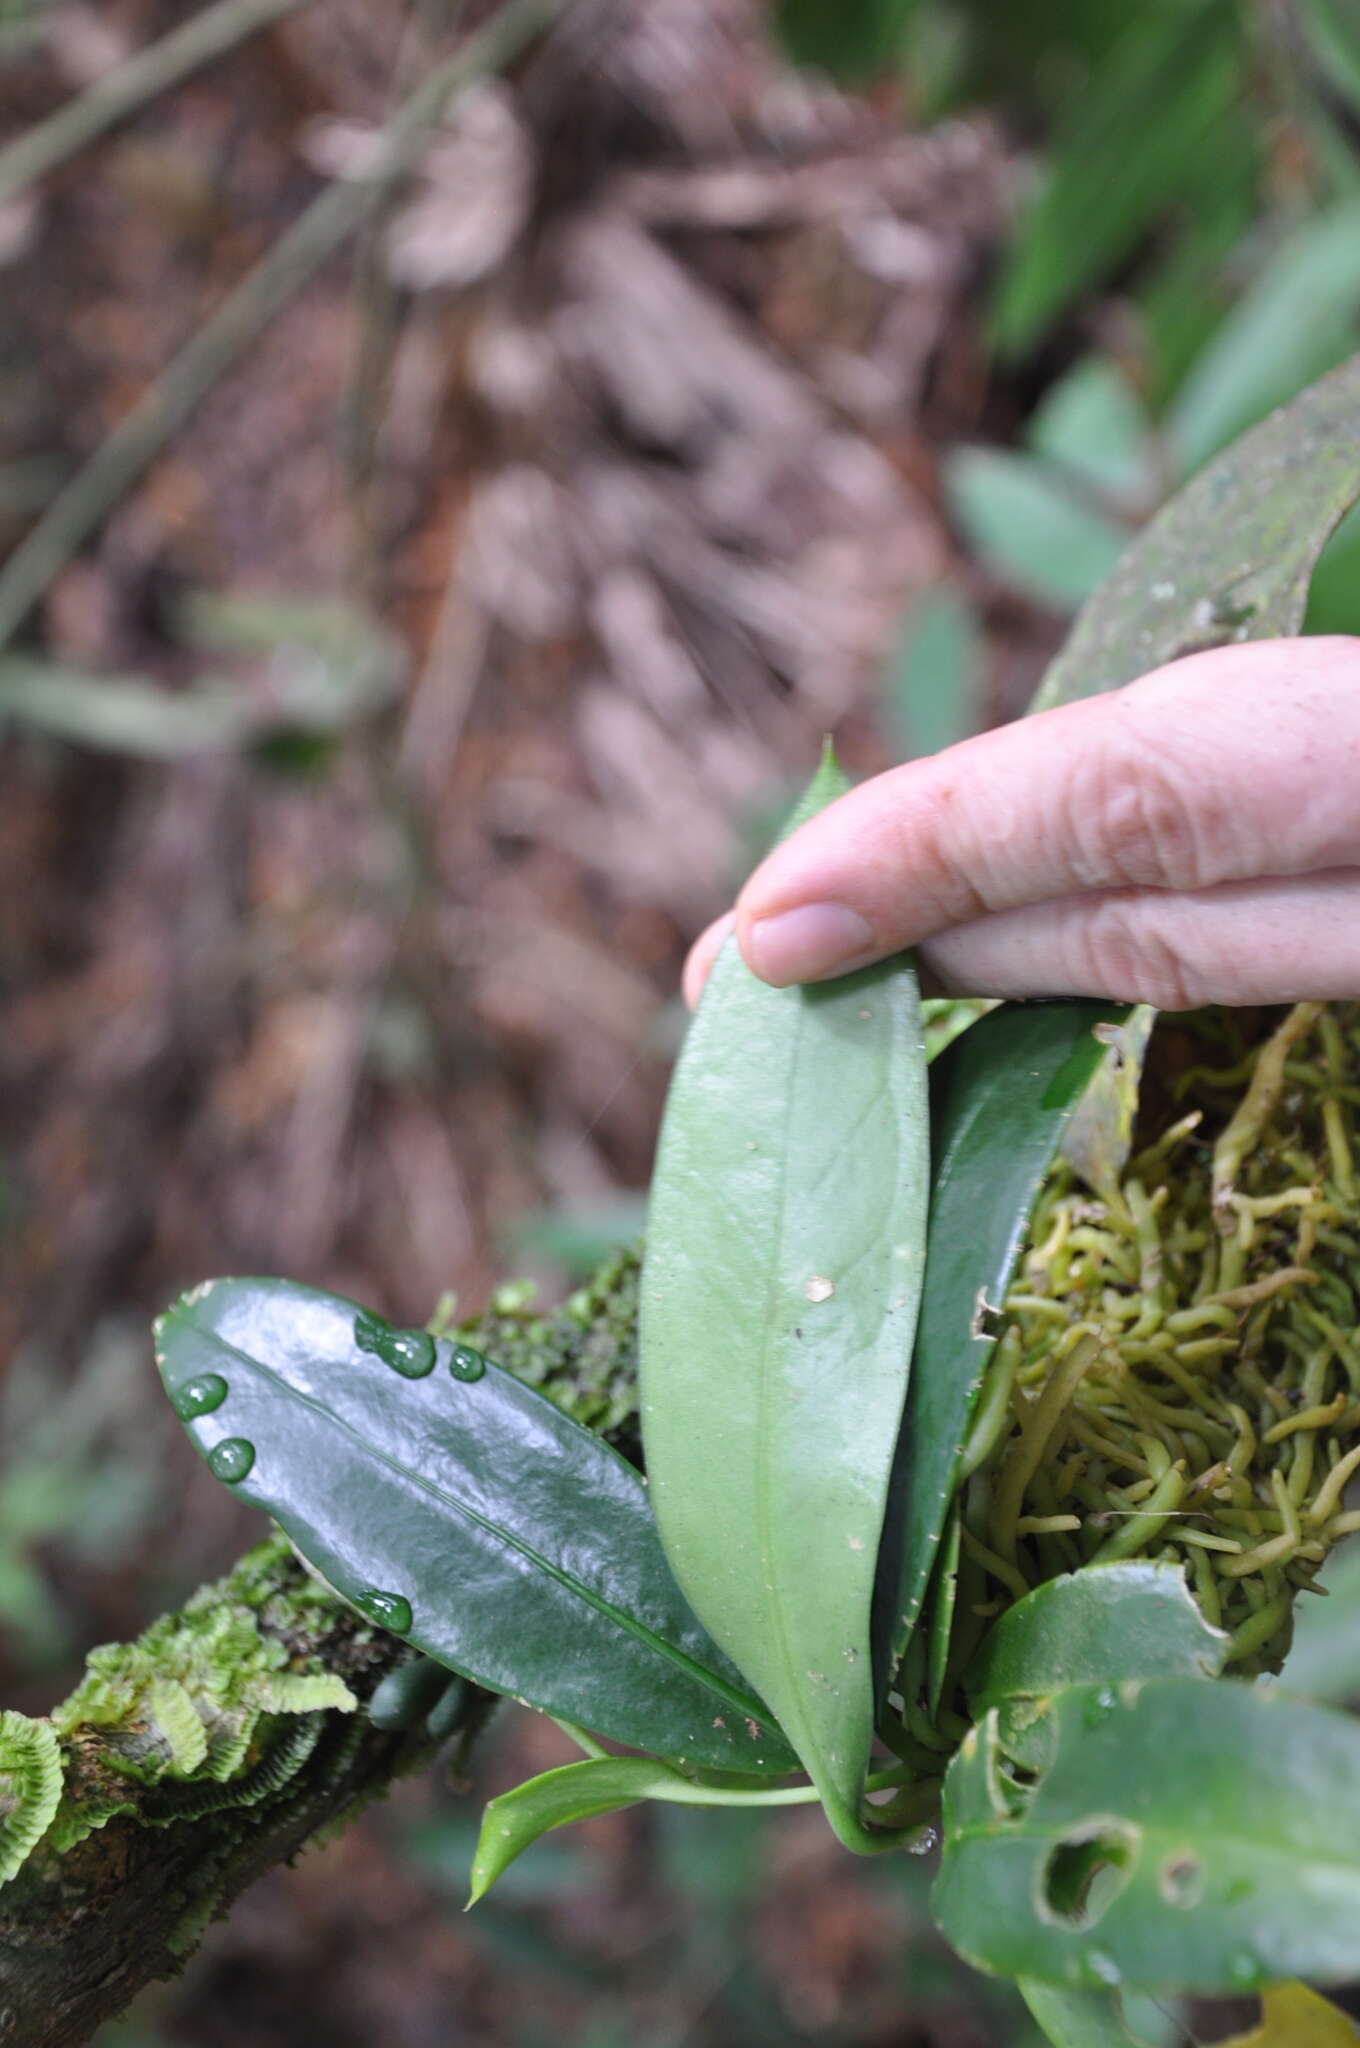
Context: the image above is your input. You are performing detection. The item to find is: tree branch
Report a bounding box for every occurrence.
[0,1251,642,2048]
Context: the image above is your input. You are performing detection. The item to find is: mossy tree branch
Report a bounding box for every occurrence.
[0,1254,642,2048]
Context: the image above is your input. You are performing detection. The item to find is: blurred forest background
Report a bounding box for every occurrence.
[2,0,1360,2042]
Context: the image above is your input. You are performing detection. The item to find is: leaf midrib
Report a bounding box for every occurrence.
[172,1309,781,1734]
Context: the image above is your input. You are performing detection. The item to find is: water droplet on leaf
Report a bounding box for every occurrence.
[449,1344,487,1384]
[207,1438,255,1483]
[356,1588,413,1635]
[173,1372,228,1420]
[1087,1951,1121,1988]
[354,1310,436,1378]
[1228,1949,1261,1987]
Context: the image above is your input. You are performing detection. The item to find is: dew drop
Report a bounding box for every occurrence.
[1082,1686,1118,1729]
[1087,1951,1121,1988]
[449,1343,488,1384]
[207,1437,256,1483]
[803,1275,834,1303]
[355,1588,413,1635]
[1227,1948,1261,1988]
[173,1372,229,1420]
[354,1310,436,1379]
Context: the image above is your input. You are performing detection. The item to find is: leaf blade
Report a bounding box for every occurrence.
[1030,352,1360,714]
[156,1279,796,1774]
[935,1677,1360,1994]
[640,934,929,1846]
[889,1000,1126,1662]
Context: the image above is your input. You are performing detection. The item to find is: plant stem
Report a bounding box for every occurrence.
[0,0,311,212]
[0,0,567,655]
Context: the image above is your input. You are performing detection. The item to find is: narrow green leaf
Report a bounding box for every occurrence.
[469,1752,837,1904]
[935,1677,1360,1994]
[993,8,1241,357]
[1304,0,1360,114]
[1169,202,1360,474]
[966,1563,1227,1764]
[1027,359,1151,503]
[1059,1008,1156,1202]
[945,449,1127,611]
[773,0,917,82]
[156,1279,795,1775]
[1029,353,1360,714]
[641,800,929,1848]
[889,1001,1125,1662]
[1020,1980,1180,2048]
[880,588,988,760]
[470,1756,694,1904]
[925,1505,962,1721]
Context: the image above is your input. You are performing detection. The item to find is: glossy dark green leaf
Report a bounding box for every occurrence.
[935,1677,1360,1994]
[1030,353,1360,714]
[966,1564,1227,1768]
[640,808,929,1848]
[1020,1980,1180,2048]
[887,1000,1125,1663]
[156,1279,795,1775]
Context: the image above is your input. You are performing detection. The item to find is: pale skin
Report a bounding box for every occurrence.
[684,637,1360,1011]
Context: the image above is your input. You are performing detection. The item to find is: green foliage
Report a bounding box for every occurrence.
[891,1000,1125,1662]
[879,587,988,760]
[773,0,917,81]
[156,1278,793,1774]
[640,758,929,1850]
[935,1679,1360,1994]
[0,1712,63,1885]
[0,592,403,761]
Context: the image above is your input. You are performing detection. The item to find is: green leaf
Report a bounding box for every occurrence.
[1169,202,1360,474]
[880,588,988,760]
[773,0,917,82]
[1304,0,1360,116]
[1306,497,1360,636]
[1027,359,1152,503]
[934,1677,1360,1994]
[1059,1008,1156,1203]
[1020,1980,1180,2048]
[470,1756,697,1904]
[469,1752,838,1905]
[888,1001,1125,1662]
[155,1279,795,1775]
[966,1564,1227,1768]
[945,449,1127,612]
[1029,352,1360,714]
[1220,1983,1360,2046]
[992,8,1242,357]
[640,784,930,1848]
[1281,1537,1360,1703]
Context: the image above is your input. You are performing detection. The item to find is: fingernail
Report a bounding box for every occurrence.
[745,904,876,985]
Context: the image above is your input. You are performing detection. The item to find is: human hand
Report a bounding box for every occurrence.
[684,637,1360,1011]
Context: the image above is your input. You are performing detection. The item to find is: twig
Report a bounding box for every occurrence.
[0,0,568,655]
[0,0,311,212]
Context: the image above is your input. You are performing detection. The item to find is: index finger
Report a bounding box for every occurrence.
[733,637,1360,987]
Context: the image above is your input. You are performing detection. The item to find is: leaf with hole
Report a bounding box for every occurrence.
[934,1677,1360,1994]
[156,1278,795,1774]
[965,1563,1227,1768]
[1020,1980,1182,2048]
[640,760,929,1850]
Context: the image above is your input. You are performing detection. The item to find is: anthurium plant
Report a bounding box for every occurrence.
[17,356,1360,2046]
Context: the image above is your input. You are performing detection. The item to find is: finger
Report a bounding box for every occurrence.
[734,636,1360,986]
[683,911,734,1009]
[917,869,1360,1009]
